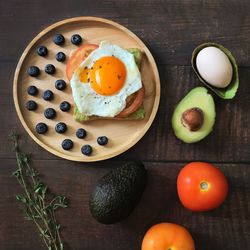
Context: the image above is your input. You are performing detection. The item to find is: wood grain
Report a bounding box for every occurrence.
[0,159,249,250]
[13,17,160,162]
[1,0,250,250]
[1,64,249,162]
[1,0,250,66]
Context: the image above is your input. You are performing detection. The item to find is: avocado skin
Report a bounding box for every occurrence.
[89,161,147,224]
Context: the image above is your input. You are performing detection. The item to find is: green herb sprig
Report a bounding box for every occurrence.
[10,131,68,250]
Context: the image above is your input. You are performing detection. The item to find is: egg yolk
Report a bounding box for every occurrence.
[79,56,126,96]
[79,66,89,83]
[90,56,126,95]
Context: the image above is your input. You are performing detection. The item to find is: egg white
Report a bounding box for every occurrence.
[70,41,142,117]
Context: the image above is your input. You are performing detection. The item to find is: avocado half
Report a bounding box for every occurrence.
[172,87,216,143]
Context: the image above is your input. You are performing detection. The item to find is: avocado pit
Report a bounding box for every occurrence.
[181,107,204,131]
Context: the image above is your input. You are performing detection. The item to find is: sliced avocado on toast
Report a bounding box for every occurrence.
[73,48,145,122]
[126,48,142,67]
[74,103,145,122]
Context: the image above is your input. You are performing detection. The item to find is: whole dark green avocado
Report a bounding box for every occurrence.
[89,161,147,224]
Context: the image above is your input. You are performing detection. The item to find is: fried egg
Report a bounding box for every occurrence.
[70,41,142,117]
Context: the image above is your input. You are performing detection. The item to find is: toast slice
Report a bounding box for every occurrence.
[73,48,145,123]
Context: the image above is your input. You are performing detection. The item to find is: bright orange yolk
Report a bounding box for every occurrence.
[79,67,89,83]
[90,56,126,95]
[79,56,126,96]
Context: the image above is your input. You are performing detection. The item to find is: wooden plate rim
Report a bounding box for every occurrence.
[13,16,161,162]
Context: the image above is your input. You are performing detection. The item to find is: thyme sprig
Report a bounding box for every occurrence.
[10,131,68,250]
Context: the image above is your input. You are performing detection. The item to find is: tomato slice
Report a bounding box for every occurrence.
[66,44,99,80]
[116,84,145,118]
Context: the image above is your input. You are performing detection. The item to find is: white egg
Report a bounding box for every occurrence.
[70,41,142,117]
[196,46,233,88]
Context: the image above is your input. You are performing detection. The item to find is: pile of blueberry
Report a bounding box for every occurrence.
[26,33,109,156]
[28,33,83,78]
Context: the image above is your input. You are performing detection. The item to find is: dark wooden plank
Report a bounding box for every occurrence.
[121,65,250,162]
[1,1,250,250]
[1,61,250,162]
[1,0,250,66]
[0,159,249,250]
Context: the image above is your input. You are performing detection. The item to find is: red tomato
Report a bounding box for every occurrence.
[66,44,99,80]
[141,223,195,250]
[116,84,145,118]
[177,162,228,211]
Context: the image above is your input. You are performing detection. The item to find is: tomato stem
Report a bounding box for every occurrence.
[200,181,208,190]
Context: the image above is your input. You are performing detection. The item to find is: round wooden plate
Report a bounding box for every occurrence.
[13,17,160,162]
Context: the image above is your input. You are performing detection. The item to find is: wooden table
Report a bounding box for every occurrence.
[1,1,249,249]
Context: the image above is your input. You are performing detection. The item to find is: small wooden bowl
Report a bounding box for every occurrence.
[13,17,160,162]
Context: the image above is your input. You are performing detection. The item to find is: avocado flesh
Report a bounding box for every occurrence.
[126,48,142,66]
[89,161,147,224]
[74,104,145,122]
[172,87,216,143]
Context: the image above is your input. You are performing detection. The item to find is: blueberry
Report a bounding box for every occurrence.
[37,46,48,56]
[55,122,67,133]
[26,100,37,111]
[44,108,56,119]
[60,101,71,112]
[76,128,87,139]
[35,122,48,134]
[55,79,66,90]
[53,34,65,45]
[61,139,73,150]
[71,34,82,45]
[27,85,38,96]
[43,90,54,101]
[45,64,56,75]
[97,136,108,146]
[81,145,92,156]
[56,52,66,62]
[28,66,40,77]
